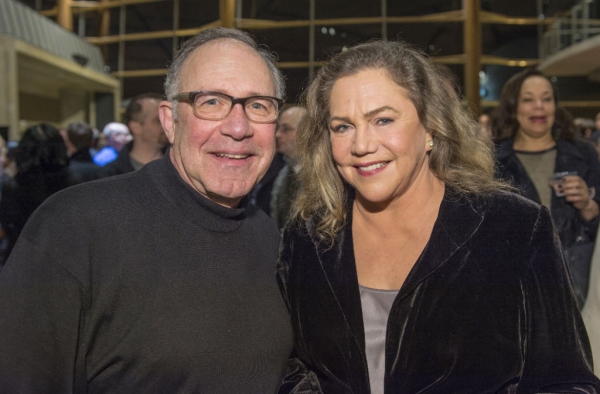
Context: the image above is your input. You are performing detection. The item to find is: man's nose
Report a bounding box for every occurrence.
[221,103,252,140]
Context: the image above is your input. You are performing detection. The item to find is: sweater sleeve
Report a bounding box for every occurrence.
[518,206,600,392]
[0,236,87,393]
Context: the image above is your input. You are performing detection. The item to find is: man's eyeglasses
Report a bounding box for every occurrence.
[173,91,283,124]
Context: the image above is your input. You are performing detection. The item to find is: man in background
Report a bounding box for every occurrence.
[98,93,168,178]
[271,105,306,230]
[61,121,99,183]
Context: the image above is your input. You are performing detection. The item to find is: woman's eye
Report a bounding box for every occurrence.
[331,124,350,133]
[376,118,393,125]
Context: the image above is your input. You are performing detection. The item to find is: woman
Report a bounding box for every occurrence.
[493,68,600,308]
[0,124,76,258]
[277,41,599,393]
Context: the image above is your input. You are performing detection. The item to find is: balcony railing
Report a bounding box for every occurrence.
[542,0,600,58]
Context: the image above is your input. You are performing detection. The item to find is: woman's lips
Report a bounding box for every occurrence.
[354,161,389,175]
[530,116,547,124]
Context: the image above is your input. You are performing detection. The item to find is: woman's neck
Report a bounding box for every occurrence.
[353,174,445,236]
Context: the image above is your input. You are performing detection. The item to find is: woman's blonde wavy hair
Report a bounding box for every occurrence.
[293,40,505,244]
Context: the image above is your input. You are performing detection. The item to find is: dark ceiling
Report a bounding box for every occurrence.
[19,0,600,114]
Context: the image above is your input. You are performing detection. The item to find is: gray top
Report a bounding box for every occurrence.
[359,284,399,394]
[515,148,556,209]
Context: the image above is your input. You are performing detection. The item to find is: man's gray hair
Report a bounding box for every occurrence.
[164,27,285,120]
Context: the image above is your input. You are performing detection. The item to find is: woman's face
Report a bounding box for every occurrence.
[328,68,432,205]
[516,76,556,140]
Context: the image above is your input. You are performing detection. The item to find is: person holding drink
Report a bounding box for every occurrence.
[493,68,600,308]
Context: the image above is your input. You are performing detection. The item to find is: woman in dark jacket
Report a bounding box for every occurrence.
[492,68,600,308]
[277,41,599,393]
[0,124,76,257]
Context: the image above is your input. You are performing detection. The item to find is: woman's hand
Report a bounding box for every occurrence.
[560,175,599,221]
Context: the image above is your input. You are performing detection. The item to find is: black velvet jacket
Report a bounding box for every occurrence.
[278,189,600,393]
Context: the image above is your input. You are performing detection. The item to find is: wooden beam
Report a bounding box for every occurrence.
[109,60,333,78]
[112,68,167,78]
[40,0,165,16]
[57,0,73,31]
[480,11,553,25]
[97,0,111,61]
[480,55,539,67]
[463,0,481,114]
[85,21,221,44]
[220,0,235,28]
[237,11,465,30]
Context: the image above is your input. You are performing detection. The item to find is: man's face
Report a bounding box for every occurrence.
[136,98,169,148]
[275,106,305,161]
[109,130,132,151]
[159,39,277,208]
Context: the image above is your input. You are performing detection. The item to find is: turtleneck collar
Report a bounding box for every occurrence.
[148,154,248,233]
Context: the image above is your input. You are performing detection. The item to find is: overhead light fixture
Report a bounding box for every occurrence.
[72,53,88,66]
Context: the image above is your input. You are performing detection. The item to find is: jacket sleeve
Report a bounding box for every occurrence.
[277,226,324,394]
[0,236,87,393]
[581,143,600,233]
[518,206,600,393]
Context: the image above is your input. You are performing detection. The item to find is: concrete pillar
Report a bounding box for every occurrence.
[0,38,19,141]
[60,89,88,127]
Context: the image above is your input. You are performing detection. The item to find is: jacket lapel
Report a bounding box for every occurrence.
[399,190,485,301]
[307,216,366,352]
[305,189,486,364]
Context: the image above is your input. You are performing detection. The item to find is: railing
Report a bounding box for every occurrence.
[542,0,600,58]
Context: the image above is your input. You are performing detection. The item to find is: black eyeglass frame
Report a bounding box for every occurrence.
[173,91,284,124]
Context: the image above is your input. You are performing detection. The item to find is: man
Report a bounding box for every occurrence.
[61,121,99,183]
[0,28,292,393]
[98,93,168,178]
[271,105,306,230]
[93,122,131,166]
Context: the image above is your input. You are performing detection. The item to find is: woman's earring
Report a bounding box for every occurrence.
[427,140,433,147]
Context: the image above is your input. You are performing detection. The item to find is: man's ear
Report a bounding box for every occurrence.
[159,101,176,144]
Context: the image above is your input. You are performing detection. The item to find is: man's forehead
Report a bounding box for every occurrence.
[178,39,275,95]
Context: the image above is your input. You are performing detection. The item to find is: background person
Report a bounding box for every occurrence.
[271,105,306,230]
[0,124,77,259]
[492,68,600,308]
[98,93,168,178]
[93,122,131,166]
[278,40,598,393]
[61,121,99,183]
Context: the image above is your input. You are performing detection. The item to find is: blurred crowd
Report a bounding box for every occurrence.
[0,92,168,267]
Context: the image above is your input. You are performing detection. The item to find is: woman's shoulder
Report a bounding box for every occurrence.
[557,138,598,160]
[457,189,545,223]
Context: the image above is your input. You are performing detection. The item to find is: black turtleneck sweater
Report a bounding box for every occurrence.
[0,154,293,393]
